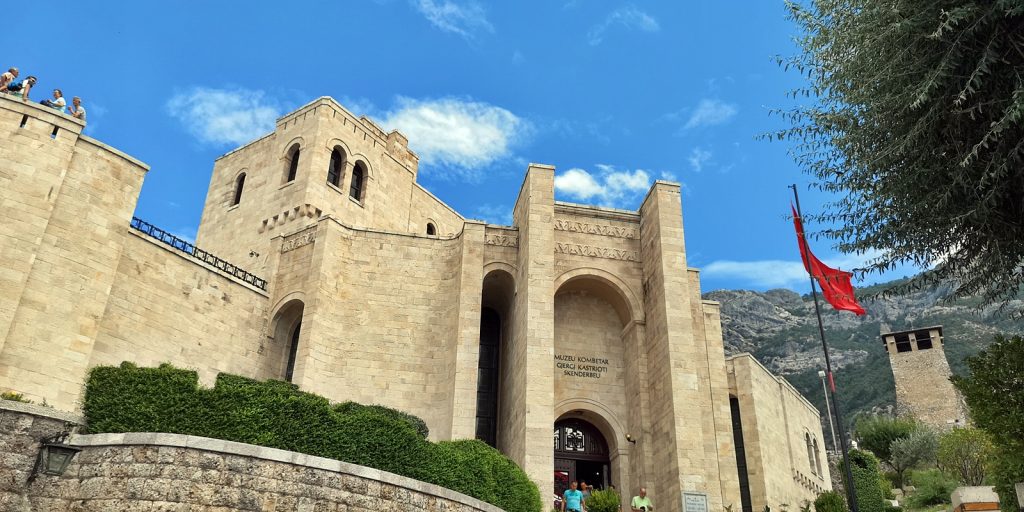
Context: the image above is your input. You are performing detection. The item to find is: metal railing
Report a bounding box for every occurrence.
[130,217,268,291]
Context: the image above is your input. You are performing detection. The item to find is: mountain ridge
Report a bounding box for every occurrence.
[704,279,1024,430]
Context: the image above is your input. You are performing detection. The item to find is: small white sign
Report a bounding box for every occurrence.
[683,493,708,512]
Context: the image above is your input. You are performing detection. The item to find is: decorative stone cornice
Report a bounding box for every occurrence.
[485,234,518,247]
[282,228,316,253]
[554,219,639,240]
[554,242,639,262]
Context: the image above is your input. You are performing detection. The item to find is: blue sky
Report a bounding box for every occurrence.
[8,1,914,292]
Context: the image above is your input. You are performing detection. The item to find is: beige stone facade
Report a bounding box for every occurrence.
[882,326,968,429]
[0,95,830,512]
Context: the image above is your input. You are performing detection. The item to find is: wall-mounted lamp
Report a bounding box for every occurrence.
[248,250,260,258]
[625,434,636,444]
[30,430,81,481]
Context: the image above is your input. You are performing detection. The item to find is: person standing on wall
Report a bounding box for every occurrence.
[563,480,586,512]
[631,487,653,512]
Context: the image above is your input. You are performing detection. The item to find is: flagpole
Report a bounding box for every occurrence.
[789,184,860,512]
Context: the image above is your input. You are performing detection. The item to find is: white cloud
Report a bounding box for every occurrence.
[166,87,283,146]
[472,204,513,225]
[412,0,493,39]
[703,250,881,289]
[380,96,527,178]
[588,6,660,45]
[688,147,712,172]
[683,99,738,130]
[554,165,653,207]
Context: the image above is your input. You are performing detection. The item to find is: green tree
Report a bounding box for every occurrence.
[952,335,1024,512]
[843,449,888,512]
[854,415,918,463]
[813,490,847,512]
[775,1,1024,309]
[888,428,938,488]
[937,427,994,485]
[585,489,621,512]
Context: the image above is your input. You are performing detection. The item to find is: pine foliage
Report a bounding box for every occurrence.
[775,0,1024,312]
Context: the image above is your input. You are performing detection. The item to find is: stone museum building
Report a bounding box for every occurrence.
[0,95,830,512]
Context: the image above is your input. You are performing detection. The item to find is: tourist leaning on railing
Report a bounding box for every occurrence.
[40,88,66,113]
[68,96,86,122]
[0,67,17,90]
[1,75,37,102]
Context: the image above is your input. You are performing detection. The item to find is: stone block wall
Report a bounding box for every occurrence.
[884,327,967,429]
[91,232,275,388]
[0,404,503,512]
[726,354,831,511]
[196,98,462,274]
[0,95,149,410]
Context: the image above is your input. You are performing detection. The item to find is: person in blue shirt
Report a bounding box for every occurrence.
[562,480,585,512]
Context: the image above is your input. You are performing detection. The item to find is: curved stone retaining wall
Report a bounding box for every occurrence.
[0,404,504,512]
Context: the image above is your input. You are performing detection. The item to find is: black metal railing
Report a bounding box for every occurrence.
[130,217,268,291]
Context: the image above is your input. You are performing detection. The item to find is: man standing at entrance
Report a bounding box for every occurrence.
[631,487,653,512]
[563,480,585,512]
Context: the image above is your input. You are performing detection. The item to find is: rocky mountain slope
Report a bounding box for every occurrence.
[704,279,1024,425]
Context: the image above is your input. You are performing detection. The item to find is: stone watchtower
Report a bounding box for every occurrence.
[881,326,967,429]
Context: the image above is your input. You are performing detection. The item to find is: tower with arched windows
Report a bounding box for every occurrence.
[0,94,831,512]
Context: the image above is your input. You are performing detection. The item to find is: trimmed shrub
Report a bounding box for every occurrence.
[587,488,621,512]
[83,362,539,512]
[334,401,429,439]
[844,449,887,512]
[904,469,958,508]
[814,490,847,512]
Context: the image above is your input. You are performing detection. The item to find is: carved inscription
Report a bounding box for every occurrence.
[281,230,316,253]
[485,234,519,247]
[555,243,639,262]
[554,220,638,239]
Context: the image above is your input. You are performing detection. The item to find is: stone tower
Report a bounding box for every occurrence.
[881,326,967,429]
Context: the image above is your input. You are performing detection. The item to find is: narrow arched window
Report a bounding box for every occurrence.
[232,173,246,206]
[813,437,823,475]
[805,433,816,474]
[327,148,344,187]
[427,223,436,236]
[350,161,366,201]
[286,144,300,183]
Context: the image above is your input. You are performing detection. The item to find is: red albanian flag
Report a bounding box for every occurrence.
[791,206,866,316]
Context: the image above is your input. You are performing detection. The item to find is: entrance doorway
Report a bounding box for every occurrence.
[554,418,611,501]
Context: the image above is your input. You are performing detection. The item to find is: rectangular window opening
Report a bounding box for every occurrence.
[914,330,933,350]
[51,126,59,139]
[894,333,913,353]
[20,115,28,128]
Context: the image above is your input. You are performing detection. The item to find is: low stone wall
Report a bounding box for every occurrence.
[0,403,504,512]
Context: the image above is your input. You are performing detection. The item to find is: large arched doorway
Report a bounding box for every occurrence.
[477,268,514,449]
[554,418,611,497]
[271,299,304,383]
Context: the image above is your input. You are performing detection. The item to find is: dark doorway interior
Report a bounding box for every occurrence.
[475,307,501,447]
[285,321,301,382]
[554,418,612,500]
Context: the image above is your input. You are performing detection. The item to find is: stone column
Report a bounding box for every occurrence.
[509,164,556,504]
[447,220,486,440]
[699,297,743,510]
[638,181,717,512]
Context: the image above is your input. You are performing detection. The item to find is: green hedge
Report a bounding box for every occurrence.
[813,490,847,512]
[844,449,887,512]
[84,363,540,512]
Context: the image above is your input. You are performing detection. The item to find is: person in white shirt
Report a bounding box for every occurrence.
[68,96,86,122]
[40,88,66,112]
[0,67,17,90]
[3,75,36,101]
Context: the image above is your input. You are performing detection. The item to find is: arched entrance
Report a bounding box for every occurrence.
[554,418,611,497]
[271,299,304,383]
